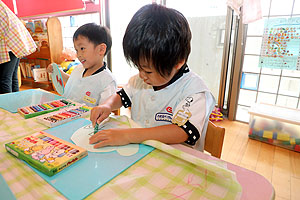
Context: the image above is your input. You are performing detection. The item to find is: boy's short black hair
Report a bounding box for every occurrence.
[73,23,112,55]
[123,4,191,77]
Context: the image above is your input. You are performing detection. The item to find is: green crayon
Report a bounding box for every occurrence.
[94,123,99,134]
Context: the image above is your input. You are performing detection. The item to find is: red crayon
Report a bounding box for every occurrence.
[56,114,68,119]
[55,101,66,107]
[59,112,72,118]
[49,102,58,108]
[65,111,77,117]
[20,108,29,114]
[37,105,47,110]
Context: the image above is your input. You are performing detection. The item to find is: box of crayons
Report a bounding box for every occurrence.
[36,105,91,127]
[18,99,75,119]
[5,131,88,176]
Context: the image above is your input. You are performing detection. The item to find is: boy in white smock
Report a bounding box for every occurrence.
[47,23,117,107]
[89,4,215,151]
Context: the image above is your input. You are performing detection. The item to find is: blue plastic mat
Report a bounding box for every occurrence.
[0,89,63,113]
[0,174,16,200]
[30,118,154,200]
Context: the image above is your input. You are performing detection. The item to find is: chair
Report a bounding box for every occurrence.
[204,121,225,158]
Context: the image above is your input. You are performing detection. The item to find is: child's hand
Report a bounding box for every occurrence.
[90,105,111,127]
[46,63,54,73]
[89,128,130,148]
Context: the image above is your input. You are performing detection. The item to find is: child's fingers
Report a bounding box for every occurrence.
[46,64,54,73]
[96,114,107,125]
[89,133,111,148]
[90,108,101,126]
[90,115,96,127]
[93,140,111,148]
[89,131,107,144]
[91,108,109,127]
[89,129,129,148]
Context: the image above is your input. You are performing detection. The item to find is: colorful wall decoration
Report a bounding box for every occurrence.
[259,17,300,71]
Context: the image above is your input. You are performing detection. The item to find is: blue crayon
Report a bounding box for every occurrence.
[28,106,37,112]
[33,105,42,112]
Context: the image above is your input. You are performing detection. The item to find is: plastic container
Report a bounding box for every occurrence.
[36,105,91,127]
[248,103,300,152]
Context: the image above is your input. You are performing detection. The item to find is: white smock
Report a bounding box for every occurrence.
[63,64,117,107]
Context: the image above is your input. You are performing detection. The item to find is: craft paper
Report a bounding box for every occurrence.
[71,116,140,156]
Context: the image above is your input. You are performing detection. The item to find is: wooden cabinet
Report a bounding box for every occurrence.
[20,17,63,91]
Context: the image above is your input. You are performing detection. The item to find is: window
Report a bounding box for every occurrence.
[59,13,100,50]
[110,0,152,85]
[109,0,229,101]
[236,0,300,122]
[166,0,228,101]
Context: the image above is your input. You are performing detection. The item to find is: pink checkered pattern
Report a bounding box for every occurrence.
[0,107,242,199]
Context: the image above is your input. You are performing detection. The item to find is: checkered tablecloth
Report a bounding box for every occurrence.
[0,109,63,200]
[0,108,242,200]
[0,108,48,143]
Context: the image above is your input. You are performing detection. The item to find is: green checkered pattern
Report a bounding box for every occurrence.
[0,109,241,199]
[0,109,64,199]
[87,140,242,200]
[0,109,47,143]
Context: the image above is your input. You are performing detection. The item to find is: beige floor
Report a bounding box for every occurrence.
[216,119,300,200]
[20,81,59,94]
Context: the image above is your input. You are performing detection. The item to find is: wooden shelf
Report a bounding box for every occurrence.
[21,77,53,91]
[20,17,63,92]
[22,77,48,84]
[21,77,34,82]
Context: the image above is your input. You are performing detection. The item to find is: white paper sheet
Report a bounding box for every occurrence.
[71,116,140,156]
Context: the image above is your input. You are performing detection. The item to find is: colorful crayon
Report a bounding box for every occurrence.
[36,105,91,127]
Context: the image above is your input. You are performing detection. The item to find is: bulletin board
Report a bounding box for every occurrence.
[259,17,300,71]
